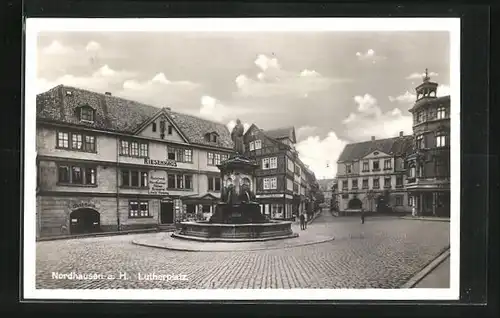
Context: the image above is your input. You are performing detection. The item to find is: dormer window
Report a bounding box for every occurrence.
[204,132,219,143]
[79,105,95,123]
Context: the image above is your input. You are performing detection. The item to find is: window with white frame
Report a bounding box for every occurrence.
[120,139,148,157]
[416,135,424,149]
[262,157,278,169]
[409,166,416,178]
[57,131,96,153]
[436,133,447,147]
[362,161,369,172]
[437,106,446,119]
[373,178,380,189]
[346,164,352,173]
[254,139,262,150]
[383,159,392,170]
[129,200,150,218]
[263,177,277,190]
[249,142,255,151]
[342,180,348,190]
[168,147,193,163]
[121,169,148,188]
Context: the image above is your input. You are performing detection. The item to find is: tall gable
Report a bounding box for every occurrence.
[36,85,233,149]
[135,109,188,143]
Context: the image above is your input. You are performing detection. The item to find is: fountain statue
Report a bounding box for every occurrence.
[171,119,297,242]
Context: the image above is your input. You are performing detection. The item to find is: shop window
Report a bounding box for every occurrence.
[129,200,150,218]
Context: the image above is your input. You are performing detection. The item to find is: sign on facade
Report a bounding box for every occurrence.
[144,158,177,167]
[71,202,96,210]
[149,170,168,195]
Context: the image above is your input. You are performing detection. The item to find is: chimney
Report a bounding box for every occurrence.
[105,92,112,96]
[371,136,375,141]
[399,131,404,137]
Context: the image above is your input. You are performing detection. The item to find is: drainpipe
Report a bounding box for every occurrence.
[116,138,121,231]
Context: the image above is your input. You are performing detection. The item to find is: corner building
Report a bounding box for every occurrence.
[405,71,451,217]
[36,85,233,238]
[243,125,316,220]
[336,133,413,215]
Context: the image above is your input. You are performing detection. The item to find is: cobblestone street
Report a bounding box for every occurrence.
[35,210,450,289]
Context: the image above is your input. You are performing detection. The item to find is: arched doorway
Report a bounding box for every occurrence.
[348,198,362,210]
[69,208,101,234]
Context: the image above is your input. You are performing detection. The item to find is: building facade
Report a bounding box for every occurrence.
[243,125,315,220]
[36,85,234,238]
[336,133,413,215]
[405,71,451,217]
[317,178,336,207]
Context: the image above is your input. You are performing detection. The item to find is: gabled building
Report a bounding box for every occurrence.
[336,133,413,215]
[405,70,451,217]
[243,124,313,220]
[36,85,233,238]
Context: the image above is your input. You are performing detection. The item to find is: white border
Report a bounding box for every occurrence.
[24,18,460,301]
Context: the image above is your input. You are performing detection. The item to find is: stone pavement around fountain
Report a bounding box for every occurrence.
[35,209,450,289]
[132,221,333,252]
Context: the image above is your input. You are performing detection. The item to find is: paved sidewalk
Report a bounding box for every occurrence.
[414,256,450,288]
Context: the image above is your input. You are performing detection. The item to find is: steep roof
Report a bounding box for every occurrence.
[36,85,233,149]
[264,127,296,143]
[337,135,414,163]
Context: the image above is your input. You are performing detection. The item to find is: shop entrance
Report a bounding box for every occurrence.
[348,198,363,210]
[69,208,101,234]
[160,202,174,224]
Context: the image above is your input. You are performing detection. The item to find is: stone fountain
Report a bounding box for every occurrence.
[171,119,298,242]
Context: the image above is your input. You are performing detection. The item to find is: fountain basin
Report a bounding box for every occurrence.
[171,221,298,242]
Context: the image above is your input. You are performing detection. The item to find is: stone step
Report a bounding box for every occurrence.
[158,224,177,232]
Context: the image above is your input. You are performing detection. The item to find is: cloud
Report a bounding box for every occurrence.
[406,71,439,80]
[196,95,263,123]
[234,54,348,98]
[36,64,136,94]
[85,41,102,52]
[117,73,201,107]
[355,49,385,63]
[388,84,451,104]
[41,40,75,55]
[296,131,348,179]
[388,91,416,103]
[343,94,412,141]
[296,126,318,141]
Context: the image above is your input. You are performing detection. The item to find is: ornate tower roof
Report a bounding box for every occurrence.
[415,68,438,101]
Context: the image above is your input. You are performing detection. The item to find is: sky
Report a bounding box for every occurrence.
[36,31,450,179]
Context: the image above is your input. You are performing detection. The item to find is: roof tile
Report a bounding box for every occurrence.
[37,85,233,149]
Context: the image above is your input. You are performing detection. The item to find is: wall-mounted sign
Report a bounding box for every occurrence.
[256,194,284,199]
[149,171,168,195]
[71,202,96,210]
[144,158,177,167]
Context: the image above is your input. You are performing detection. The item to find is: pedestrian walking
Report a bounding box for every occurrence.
[299,213,305,230]
[304,213,308,229]
[360,209,365,224]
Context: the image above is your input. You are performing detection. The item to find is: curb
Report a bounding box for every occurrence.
[400,247,450,288]
[400,217,450,222]
[132,236,335,252]
[36,228,159,242]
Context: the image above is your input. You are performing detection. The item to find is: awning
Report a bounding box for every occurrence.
[180,193,220,204]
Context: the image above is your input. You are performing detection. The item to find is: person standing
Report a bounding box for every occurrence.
[299,213,305,230]
[360,209,365,224]
[304,212,308,229]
